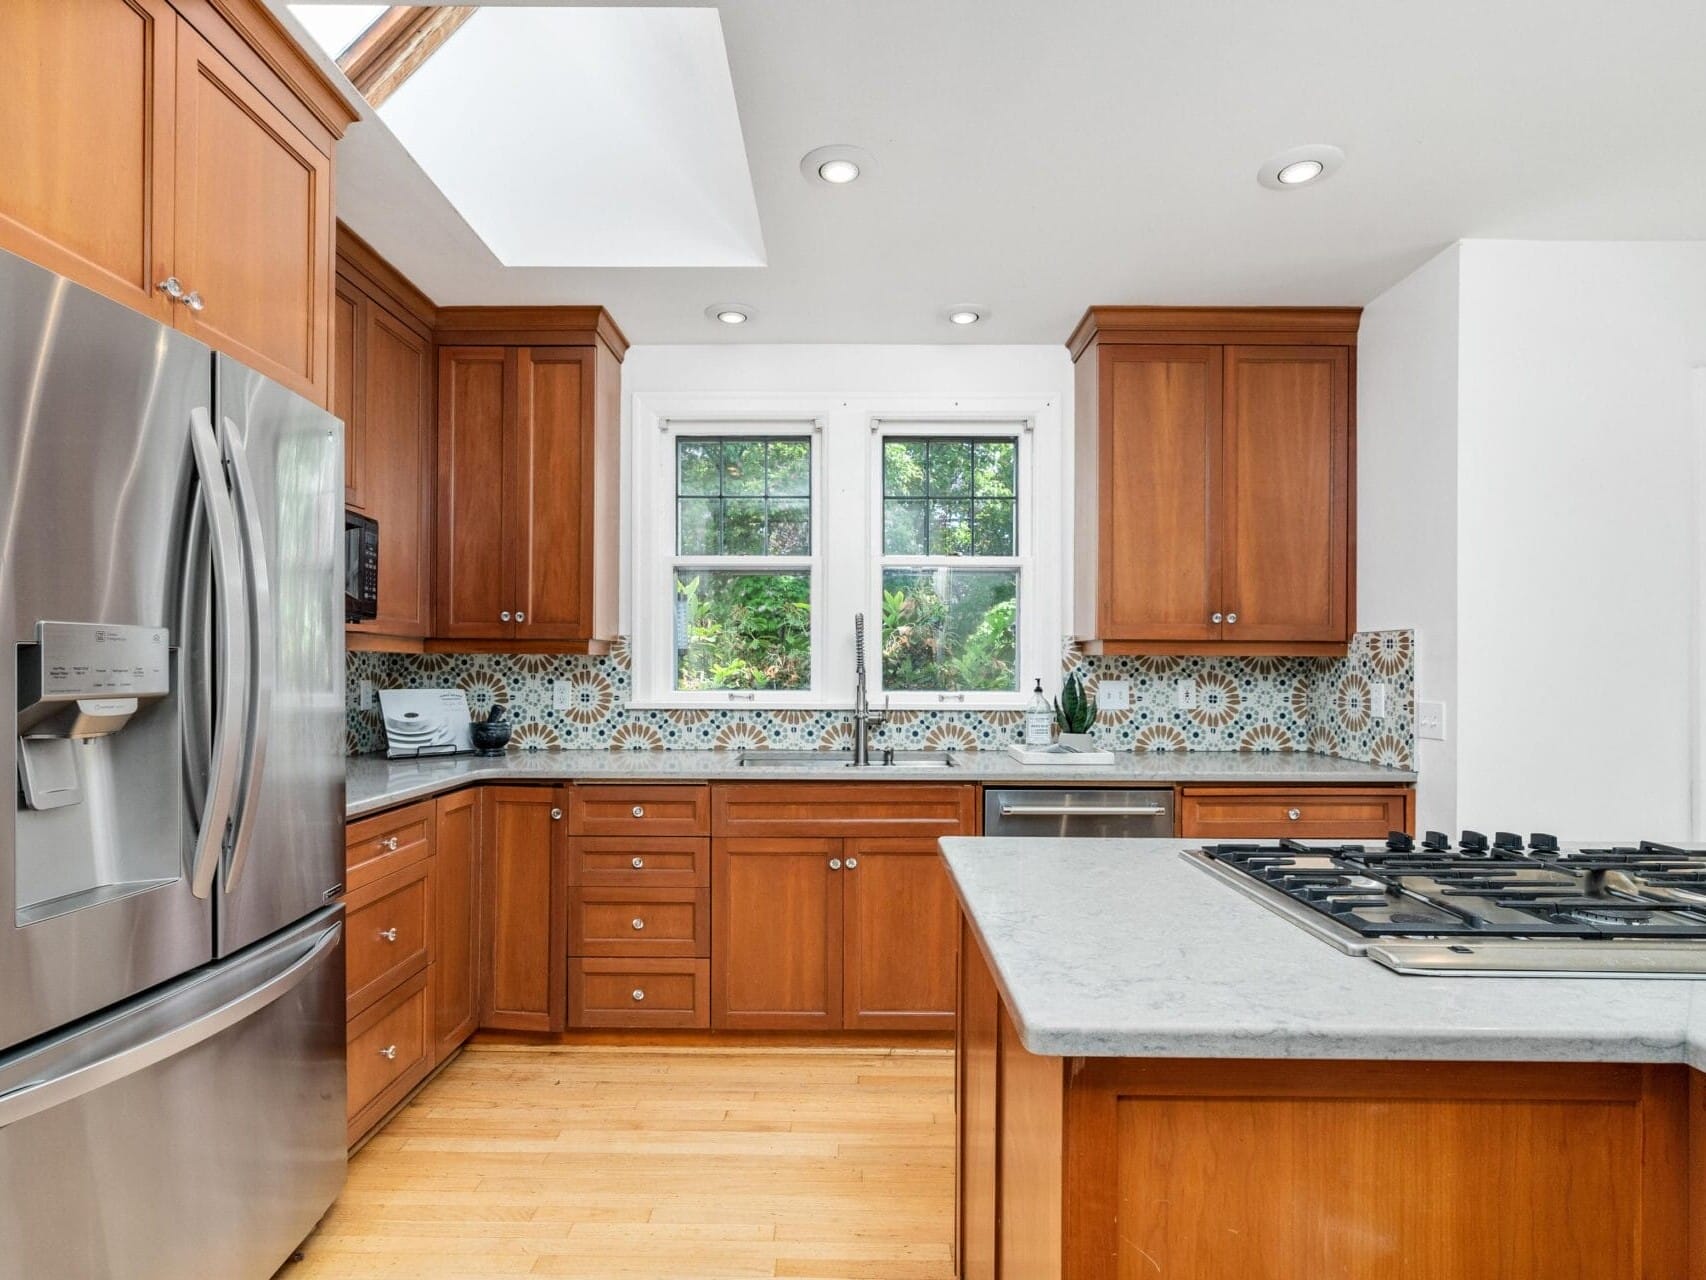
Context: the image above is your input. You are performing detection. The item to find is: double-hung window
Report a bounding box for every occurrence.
[631,398,1058,710]
[875,430,1024,699]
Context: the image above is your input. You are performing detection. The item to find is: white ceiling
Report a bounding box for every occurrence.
[271,0,1706,345]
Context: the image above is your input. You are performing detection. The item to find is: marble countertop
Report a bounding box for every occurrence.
[940,836,1706,1066]
[345,749,1415,818]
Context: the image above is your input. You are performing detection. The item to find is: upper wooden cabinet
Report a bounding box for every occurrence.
[436,311,625,649]
[0,0,354,406]
[339,230,436,642]
[1069,308,1358,655]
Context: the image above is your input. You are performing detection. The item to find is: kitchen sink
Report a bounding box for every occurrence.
[736,749,958,769]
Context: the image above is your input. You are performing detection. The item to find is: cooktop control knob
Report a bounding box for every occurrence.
[1421,830,1452,852]
[1529,833,1560,853]
[1384,831,1415,852]
[1459,830,1490,853]
[1493,831,1524,852]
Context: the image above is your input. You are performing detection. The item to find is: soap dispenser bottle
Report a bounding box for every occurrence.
[1025,678,1054,746]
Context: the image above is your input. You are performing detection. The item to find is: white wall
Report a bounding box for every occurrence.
[1359,241,1706,839]
[1455,242,1706,839]
[1357,246,1461,834]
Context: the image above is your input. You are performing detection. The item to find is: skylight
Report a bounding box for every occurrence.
[290,3,386,60]
[291,5,767,270]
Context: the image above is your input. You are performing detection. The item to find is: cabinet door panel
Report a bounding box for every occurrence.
[173,18,331,403]
[712,839,841,1031]
[436,347,514,638]
[334,279,362,508]
[481,786,566,1031]
[354,304,432,636]
[0,0,175,320]
[431,788,482,1059]
[1222,346,1350,642]
[513,347,592,641]
[1099,346,1222,641]
[842,839,958,1030]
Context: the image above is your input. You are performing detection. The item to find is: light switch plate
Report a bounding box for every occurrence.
[552,679,572,712]
[358,679,374,712]
[1174,678,1198,710]
[1370,682,1387,719]
[1416,700,1447,741]
[1098,679,1131,711]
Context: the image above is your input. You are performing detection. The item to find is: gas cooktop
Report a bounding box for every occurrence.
[1184,831,1706,976]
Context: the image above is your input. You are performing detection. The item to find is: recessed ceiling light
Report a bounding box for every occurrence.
[800,144,876,186]
[943,305,988,327]
[705,303,755,325]
[949,310,981,326]
[1275,159,1325,186]
[1257,144,1346,191]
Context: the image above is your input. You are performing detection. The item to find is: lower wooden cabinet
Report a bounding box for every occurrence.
[343,859,430,1018]
[569,957,709,1029]
[345,969,431,1146]
[481,785,568,1032]
[841,839,959,1029]
[429,787,482,1060]
[1178,785,1415,839]
[713,838,844,1031]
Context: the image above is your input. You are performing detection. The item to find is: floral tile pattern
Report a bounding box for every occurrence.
[347,629,1415,769]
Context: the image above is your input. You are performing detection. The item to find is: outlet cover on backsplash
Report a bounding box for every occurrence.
[346,630,1416,770]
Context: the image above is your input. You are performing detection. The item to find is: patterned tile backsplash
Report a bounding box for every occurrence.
[347,631,1415,769]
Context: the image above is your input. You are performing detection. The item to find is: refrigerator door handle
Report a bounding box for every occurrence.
[178,491,211,821]
[0,916,341,1130]
[219,414,273,893]
[187,406,249,899]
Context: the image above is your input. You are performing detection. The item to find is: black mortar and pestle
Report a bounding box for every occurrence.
[471,703,513,756]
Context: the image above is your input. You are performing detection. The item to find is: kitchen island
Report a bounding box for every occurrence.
[942,836,1706,1279]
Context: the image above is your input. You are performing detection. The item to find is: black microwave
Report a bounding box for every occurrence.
[345,510,379,622]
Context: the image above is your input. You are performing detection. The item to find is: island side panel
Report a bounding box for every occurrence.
[957,914,1000,1280]
[1062,1056,1691,1280]
[997,1003,1066,1279]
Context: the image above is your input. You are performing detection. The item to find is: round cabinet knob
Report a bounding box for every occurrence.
[1287,808,1301,821]
[156,276,184,299]
[551,808,563,820]
[631,989,646,1002]
[631,806,645,818]
[844,857,858,869]
[1211,612,1224,624]
[631,856,645,869]
[183,290,205,313]
[379,1045,397,1060]
[829,858,842,870]
[631,918,645,931]
[381,836,398,851]
[379,927,398,943]
[515,612,526,623]
[1226,612,1239,625]
[500,611,512,622]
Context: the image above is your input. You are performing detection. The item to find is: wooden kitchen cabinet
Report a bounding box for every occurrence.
[434,311,625,650]
[1178,785,1415,839]
[340,229,436,642]
[0,0,353,405]
[481,785,568,1032]
[710,785,976,1031]
[429,788,482,1061]
[1069,308,1358,654]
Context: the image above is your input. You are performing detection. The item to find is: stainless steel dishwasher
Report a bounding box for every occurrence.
[983,788,1175,837]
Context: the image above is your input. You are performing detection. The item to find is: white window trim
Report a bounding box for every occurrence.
[628,392,1063,711]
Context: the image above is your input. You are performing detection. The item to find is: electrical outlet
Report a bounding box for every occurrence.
[1098,679,1131,711]
[1370,682,1387,719]
[358,679,374,711]
[552,679,572,712]
[1416,700,1447,741]
[1174,677,1198,710]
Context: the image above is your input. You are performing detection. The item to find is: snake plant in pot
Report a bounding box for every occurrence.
[1053,673,1098,750]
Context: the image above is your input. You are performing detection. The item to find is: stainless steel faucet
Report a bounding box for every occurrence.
[851,613,887,766]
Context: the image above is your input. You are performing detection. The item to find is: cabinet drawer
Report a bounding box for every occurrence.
[345,800,434,891]
[569,887,709,958]
[1178,787,1414,839]
[346,970,430,1143]
[572,785,710,837]
[569,958,709,1028]
[569,837,709,888]
[344,860,431,1016]
[712,783,978,837]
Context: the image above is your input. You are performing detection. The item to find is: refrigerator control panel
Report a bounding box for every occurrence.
[27,621,169,699]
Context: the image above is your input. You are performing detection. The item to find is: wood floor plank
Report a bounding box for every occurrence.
[281,1046,954,1280]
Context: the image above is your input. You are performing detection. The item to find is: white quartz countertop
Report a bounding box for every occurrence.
[940,836,1706,1066]
[344,749,1415,819]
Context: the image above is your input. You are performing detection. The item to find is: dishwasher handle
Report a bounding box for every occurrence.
[998,803,1169,817]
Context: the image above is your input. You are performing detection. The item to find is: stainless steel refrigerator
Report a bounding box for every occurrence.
[0,249,347,1277]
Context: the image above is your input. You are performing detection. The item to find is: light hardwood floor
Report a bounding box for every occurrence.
[284,1045,956,1279]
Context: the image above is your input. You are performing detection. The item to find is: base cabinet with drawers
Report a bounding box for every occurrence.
[1177,786,1415,839]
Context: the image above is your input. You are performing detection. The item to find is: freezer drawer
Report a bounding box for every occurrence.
[0,908,346,1280]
